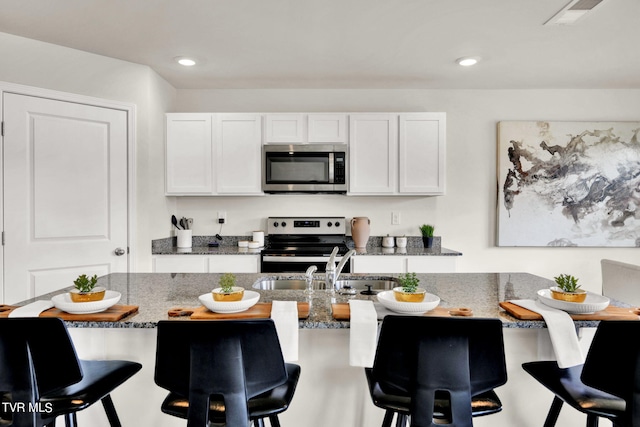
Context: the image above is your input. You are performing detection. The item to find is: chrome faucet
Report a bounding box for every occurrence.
[305,265,318,294]
[325,247,356,293]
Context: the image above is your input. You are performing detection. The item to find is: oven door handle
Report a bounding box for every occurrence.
[261,256,346,263]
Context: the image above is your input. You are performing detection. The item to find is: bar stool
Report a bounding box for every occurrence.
[154,319,301,427]
[523,320,640,427]
[0,317,142,427]
[365,316,507,427]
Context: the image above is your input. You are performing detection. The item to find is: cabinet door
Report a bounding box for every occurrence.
[208,255,260,273]
[399,113,446,195]
[349,114,398,194]
[166,114,213,194]
[264,114,305,143]
[351,256,405,273]
[215,114,263,194]
[406,256,457,273]
[308,114,347,143]
[152,256,208,273]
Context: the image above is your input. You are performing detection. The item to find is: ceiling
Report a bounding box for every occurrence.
[0,0,638,90]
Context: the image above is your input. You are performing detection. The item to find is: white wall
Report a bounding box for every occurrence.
[0,32,177,271]
[173,89,640,291]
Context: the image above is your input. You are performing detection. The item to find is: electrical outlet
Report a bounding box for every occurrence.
[391,211,401,225]
[218,211,226,224]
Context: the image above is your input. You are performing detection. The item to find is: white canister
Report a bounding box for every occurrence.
[252,231,265,247]
[382,235,395,248]
[176,229,192,248]
[396,236,407,248]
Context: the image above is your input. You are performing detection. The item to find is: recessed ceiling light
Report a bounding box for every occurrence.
[456,57,480,67]
[175,57,197,67]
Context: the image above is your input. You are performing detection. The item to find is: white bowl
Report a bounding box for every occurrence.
[376,290,440,314]
[51,290,121,314]
[537,289,610,314]
[199,290,260,313]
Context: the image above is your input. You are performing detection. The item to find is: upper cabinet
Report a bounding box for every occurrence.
[264,113,347,144]
[165,113,263,196]
[349,113,446,195]
[166,112,445,196]
[215,114,263,195]
[166,114,213,194]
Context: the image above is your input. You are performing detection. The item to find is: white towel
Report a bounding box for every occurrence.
[8,300,54,318]
[348,300,378,368]
[270,301,299,362]
[510,299,585,368]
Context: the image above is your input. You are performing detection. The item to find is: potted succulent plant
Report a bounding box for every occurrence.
[393,272,427,302]
[70,274,106,302]
[212,273,245,302]
[419,224,435,248]
[550,274,587,302]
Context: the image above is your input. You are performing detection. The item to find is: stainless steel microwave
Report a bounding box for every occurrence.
[262,144,348,193]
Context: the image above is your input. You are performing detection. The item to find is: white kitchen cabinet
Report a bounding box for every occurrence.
[166,113,264,196]
[349,113,446,195]
[165,113,213,194]
[152,255,260,273]
[264,114,305,143]
[308,113,347,143]
[351,255,457,274]
[348,114,398,194]
[152,255,208,273]
[215,114,263,194]
[398,113,446,194]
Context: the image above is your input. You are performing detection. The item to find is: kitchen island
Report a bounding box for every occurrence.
[17,272,618,427]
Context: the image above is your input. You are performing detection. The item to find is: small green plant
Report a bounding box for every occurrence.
[419,224,435,237]
[398,272,420,293]
[73,274,98,293]
[554,274,581,292]
[219,273,237,293]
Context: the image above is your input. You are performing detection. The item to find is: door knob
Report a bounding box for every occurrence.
[114,247,126,256]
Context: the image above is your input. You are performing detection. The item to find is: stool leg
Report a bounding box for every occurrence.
[543,397,564,427]
[268,415,281,427]
[64,412,78,427]
[382,411,395,427]
[396,414,408,427]
[586,414,599,427]
[101,395,122,427]
[253,418,265,427]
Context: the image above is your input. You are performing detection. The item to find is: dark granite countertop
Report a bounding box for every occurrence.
[17,272,608,329]
[152,235,462,256]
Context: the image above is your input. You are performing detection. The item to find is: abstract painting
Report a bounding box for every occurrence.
[497,121,640,247]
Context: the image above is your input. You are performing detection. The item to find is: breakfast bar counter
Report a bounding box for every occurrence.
[21,272,610,328]
[15,272,626,427]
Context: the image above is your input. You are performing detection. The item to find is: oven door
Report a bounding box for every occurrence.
[261,255,351,273]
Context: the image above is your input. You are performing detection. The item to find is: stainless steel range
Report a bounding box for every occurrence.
[260,216,351,273]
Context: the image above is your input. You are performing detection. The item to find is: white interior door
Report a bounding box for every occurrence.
[3,93,129,304]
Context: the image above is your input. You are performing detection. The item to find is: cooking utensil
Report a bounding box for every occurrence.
[187,218,193,230]
[171,215,180,230]
[180,217,187,230]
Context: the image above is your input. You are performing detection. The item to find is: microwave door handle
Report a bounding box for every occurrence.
[328,152,335,183]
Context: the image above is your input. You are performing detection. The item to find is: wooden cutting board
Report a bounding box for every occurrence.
[331,303,472,320]
[169,302,310,320]
[499,301,640,321]
[0,304,139,322]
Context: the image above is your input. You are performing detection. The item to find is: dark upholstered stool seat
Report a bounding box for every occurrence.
[365,316,507,427]
[154,319,301,427]
[522,362,625,421]
[0,318,141,427]
[523,320,640,427]
[161,363,300,424]
[41,360,143,417]
[365,368,503,419]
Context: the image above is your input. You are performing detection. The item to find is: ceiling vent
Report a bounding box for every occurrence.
[544,0,605,25]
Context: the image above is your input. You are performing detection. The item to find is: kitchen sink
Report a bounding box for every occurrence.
[252,279,327,290]
[252,277,398,292]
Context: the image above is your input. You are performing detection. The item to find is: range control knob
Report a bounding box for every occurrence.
[273,221,279,227]
[334,221,341,227]
[281,221,287,227]
[327,221,333,227]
